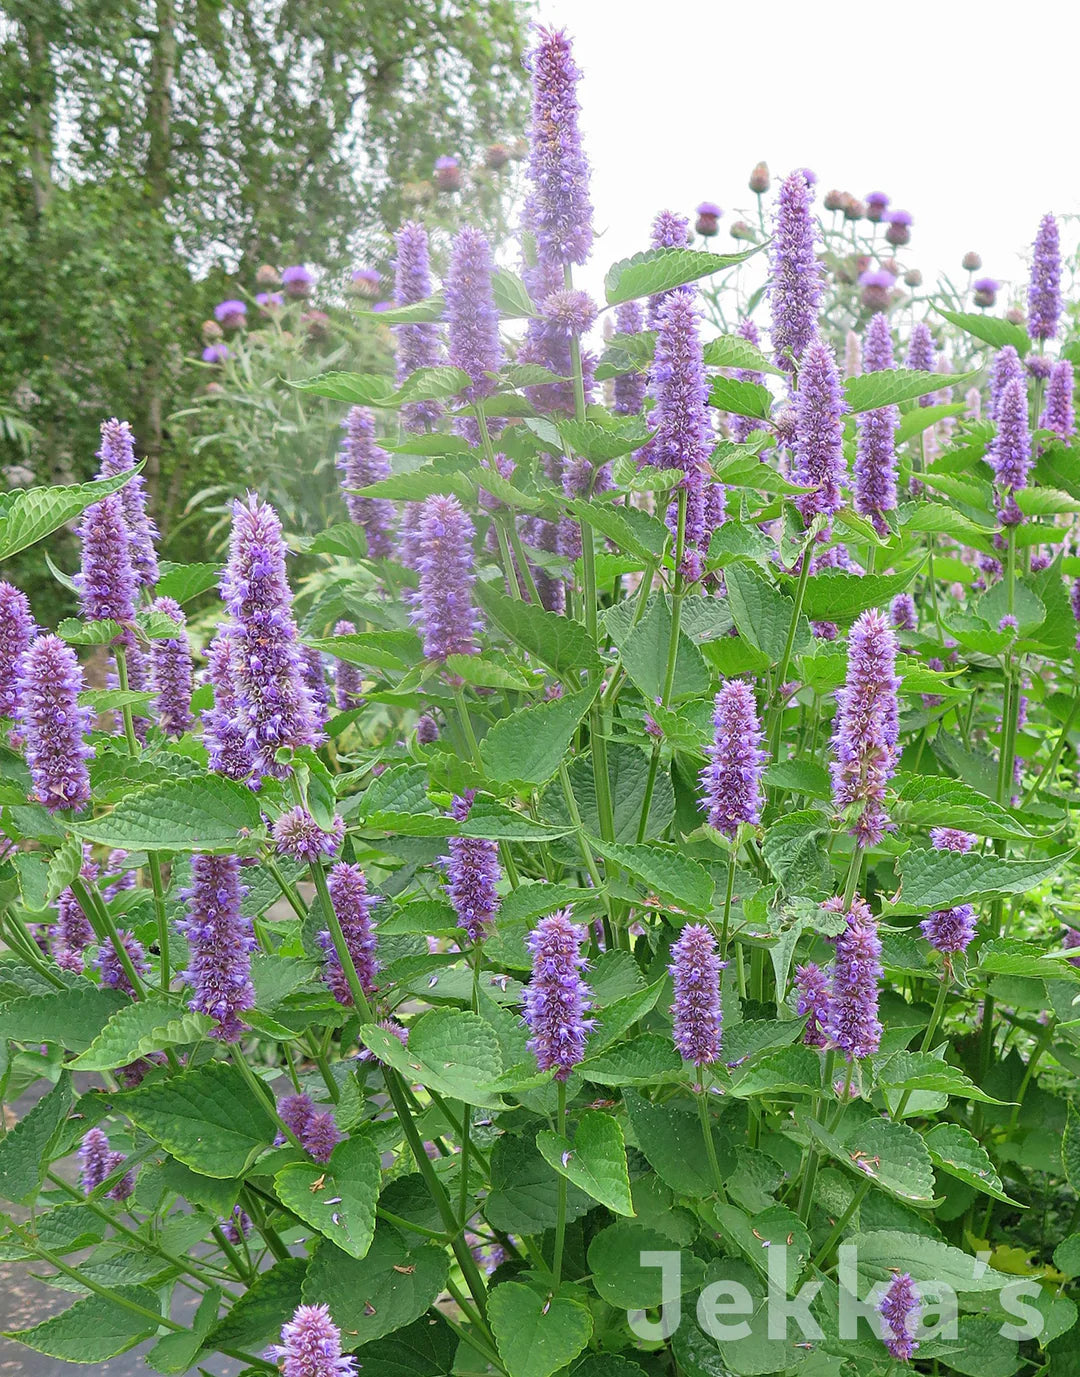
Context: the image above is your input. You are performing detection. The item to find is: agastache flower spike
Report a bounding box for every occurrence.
[989,376,1032,523]
[177,854,255,1042]
[830,609,900,847]
[700,680,766,836]
[95,929,150,996]
[393,221,444,431]
[203,632,255,783]
[795,963,831,1048]
[1028,212,1061,341]
[277,1093,343,1164]
[414,495,480,664]
[299,646,330,730]
[989,345,1024,421]
[54,845,98,971]
[273,806,344,863]
[854,313,899,532]
[318,862,379,1004]
[612,301,647,415]
[332,621,364,711]
[647,210,692,328]
[445,226,502,404]
[769,170,823,371]
[0,582,34,718]
[267,1303,357,1377]
[96,418,159,586]
[669,924,723,1066]
[149,596,194,737]
[337,408,395,557]
[879,1273,920,1362]
[729,317,765,443]
[79,1127,134,1202]
[1041,360,1076,441]
[828,896,883,1059]
[222,494,322,776]
[890,593,917,631]
[524,27,593,268]
[77,493,137,624]
[17,635,93,812]
[921,829,977,953]
[524,908,595,1080]
[443,793,501,944]
[793,337,847,527]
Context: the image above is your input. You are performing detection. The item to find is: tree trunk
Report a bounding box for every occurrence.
[23,18,54,220]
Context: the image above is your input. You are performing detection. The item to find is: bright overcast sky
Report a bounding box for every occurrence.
[532,0,1075,308]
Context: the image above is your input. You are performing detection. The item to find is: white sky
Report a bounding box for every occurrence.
[533,0,1076,309]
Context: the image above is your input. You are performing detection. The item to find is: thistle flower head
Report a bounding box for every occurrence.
[828,896,883,1059]
[17,635,93,812]
[770,170,823,371]
[879,1273,920,1362]
[445,226,502,402]
[282,264,314,298]
[830,609,900,847]
[0,582,34,718]
[278,1093,343,1165]
[273,806,344,863]
[1041,360,1076,441]
[524,27,593,268]
[443,795,501,945]
[414,495,480,664]
[1028,213,1061,341]
[267,1303,357,1377]
[524,908,594,1080]
[336,408,395,556]
[669,923,723,1066]
[177,854,255,1042]
[96,418,159,586]
[795,963,831,1048]
[94,929,149,996]
[794,336,847,526]
[700,680,766,837]
[149,596,194,737]
[318,861,379,1004]
[393,221,444,430]
[77,493,137,624]
[890,593,917,631]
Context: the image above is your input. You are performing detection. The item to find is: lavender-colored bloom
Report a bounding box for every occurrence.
[828,896,883,1059]
[414,495,479,663]
[0,582,33,718]
[337,408,395,556]
[989,376,1032,521]
[1028,213,1061,341]
[299,646,330,729]
[393,221,444,430]
[795,963,831,1048]
[202,343,228,364]
[541,288,596,338]
[989,346,1024,421]
[222,494,322,775]
[793,337,847,526]
[282,264,314,298]
[203,632,256,783]
[830,609,900,847]
[214,299,247,327]
[769,171,823,371]
[255,292,284,311]
[222,1206,251,1245]
[729,317,766,443]
[669,924,722,1066]
[273,806,344,863]
[884,209,912,247]
[96,419,159,587]
[102,849,135,903]
[905,322,936,391]
[318,861,379,1004]
[443,793,501,944]
[854,313,899,532]
[177,854,255,1042]
[890,593,917,631]
[519,259,579,416]
[149,596,194,737]
[1042,360,1076,441]
[416,713,438,744]
[54,845,98,972]
[278,1093,343,1164]
[78,493,137,624]
[267,1303,357,1377]
[646,210,693,328]
[78,1127,134,1202]
[445,226,502,403]
[524,27,593,268]
[612,301,647,415]
[524,908,594,1080]
[331,620,364,712]
[94,929,149,996]
[700,680,766,837]
[879,1273,920,1362]
[921,903,976,955]
[17,635,93,812]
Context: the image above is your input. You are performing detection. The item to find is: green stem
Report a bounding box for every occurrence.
[266,857,308,921]
[552,1080,568,1287]
[506,517,542,607]
[810,1177,871,1270]
[697,1082,727,1199]
[719,847,738,961]
[767,535,815,762]
[494,521,524,601]
[147,856,170,991]
[1023,687,1080,806]
[71,876,150,1002]
[309,860,374,1018]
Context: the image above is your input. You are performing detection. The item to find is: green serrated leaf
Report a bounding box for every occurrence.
[708,376,773,420]
[535,1112,634,1216]
[359,1008,503,1107]
[0,1073,73,1203]
[489,1282,592,1377]
[605,245,763,306]
[725,564,810,664]
[934,307,1031,355]
[479,686,599,789]
[69,1000,216,1071]
[70,775,265,854]
[302,1228,448,1345]
[845,367,976,413]
[924,1123,1021,1204]
[896,847,1073,910]
[2,1286,159,1361]
[274,1131,380,1259]
[591,838,713,913]
[203,1257,307,1355]
[0,468,139,564]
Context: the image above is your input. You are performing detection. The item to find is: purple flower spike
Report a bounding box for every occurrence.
[854,313,899,532]
[989,376,1031,523]
[416,713,439,744]
[415,495,480,664]
[647,210,692,327]
[17,635,93,813]
[149,596,194,737]
[102,849,135,903]
[222,494,322,776]
[879,1273,920,1362]
[1042,360,1076,441]
[905,322,936,389]
[94,929,149,996]
[96,418,159,586]
[0,582,34,718]
[890,593,917,631]
[828,896,883,1059]
[770,171,823,371]
[445,226,502,403]
[272,806,344,863]
[795,963,832,1048]
[669,924,723,1066]
[613,301,647,415]
[203,632,256,783]
[78,493,137,625]
[300,646,330,730]
[793,337,847,527]
[337,408,395,557]
[921,903,976,955]
[178,854,255,1042]
[331,620,364,712]
[524,27,593,268]
[54,845,98,972]
[222,1206,251,1245]
[930,827,976,852]
[79,1127,134,1202]
[443,794,501,945]
[393,221,444,431]
[267,1303,357,1377]
[1028,213,1061,341]
[700,680,765,837]
[278,1093,343,1165]
[989,346,1024,421]
[524,908,595,1081]
[727,317,766,443]
[830,609,900,848]
[318,862,379,1005]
